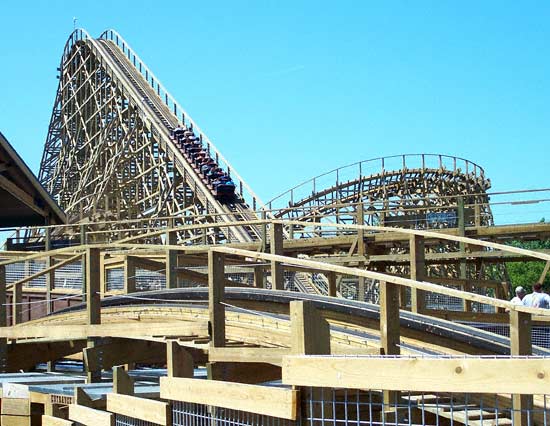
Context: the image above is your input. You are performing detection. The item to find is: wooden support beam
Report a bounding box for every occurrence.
[327,271,337,297]
[69,404,114,426]
[83,339,166,371]
[0,322,207,340]
[124,256,136,294]
[7,340,86,372]
[167,340,194,378]
[86,248,101,326]
[209,347,289,366]
[42,415,74,426]
[379,281,400,356]
[0,265,6,372]
[282,356,550,394]
[290,301,330,355]
[409,235,426,313]
[207,361,282,383]
[379,280,400,405]
[45,227,55,315]
[107,393,170,425]
[160,377,298,420]
[538,260,550,284]
[253,265,264,288]
[166,219,178,289]
[510,310,533,426]
[270,223,284,290]
[12,280,22,325]
[458,196,471,311]
[85,338,101,384]
[208,250,225,348]
[113,365,134,396]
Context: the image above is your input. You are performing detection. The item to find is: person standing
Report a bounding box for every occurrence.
[522,283,550,308]
[510,286,526,305]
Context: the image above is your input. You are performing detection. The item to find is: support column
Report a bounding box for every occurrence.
[113,366,134,396]
[253,265,264,288]
[208,251,225,348]
[379,280,401,405]
[45,226,55,315]
[124,256,137,294]
[167,341,194,378]
[357,203,366,302]
[85,248,101,383]
[457,197,471,311]
[290,301,330,355]
[409,235,426,313]
[12,283,22,325]
[166,219,178,289]
[270,223,284,290]
[327,271,337,297]
[0,265,7,372]
[510,310,532,426]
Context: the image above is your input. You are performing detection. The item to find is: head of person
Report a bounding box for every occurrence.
[515,286,526,299]
[533,283,543,293]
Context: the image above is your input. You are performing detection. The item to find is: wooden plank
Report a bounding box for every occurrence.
[160,377,298,420]
[86,248,101,325]
[208,250,225,347]
[208,347,290,366]
[0,322,206,340]
[270,223,284,290]
[106,393,170,425]
[409,235,426,313]
[282,356,550,394]
[68,404,114,426]
[167,340,193,377]
[124,256,136,294]
[42,415,74,426]
[1,398,30,416]
[211,246,550,317]
[379,281,400,356]
[113,366,134,395]
[290,301,330,355]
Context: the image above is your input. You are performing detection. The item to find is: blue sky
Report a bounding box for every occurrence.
[0,1,549,212]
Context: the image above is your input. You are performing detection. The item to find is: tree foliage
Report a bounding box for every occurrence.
[506,239,550,293]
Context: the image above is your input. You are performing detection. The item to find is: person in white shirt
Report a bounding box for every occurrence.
[522,283,550,309]
[510,286,526,305]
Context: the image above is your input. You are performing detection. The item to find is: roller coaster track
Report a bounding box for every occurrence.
[12,288,550,357]
[39,29,264,243]
[269,154,492,228]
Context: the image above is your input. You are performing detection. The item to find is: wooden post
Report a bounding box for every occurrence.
[290,300,331,422]
[357,203,366,302]
[379,280,401,406]
[166,219,177,289]
[0,265,7,372]
[167,341,194,378]
[409,235,426,313]
[253,265,264,288]
[113,365,134,396]
[45,226,55,315]
[124,256,136,294]
[86,249,101,326]
[379,281,400,356]
[510,310,532,426]
[85,248,101,383]
[290,301,330,355]
[457,197,471,311]
[270,223,284,290]
[260,210,267,252]
[327,271,337,297]
[12,283,22,325]
[208,251,225,348]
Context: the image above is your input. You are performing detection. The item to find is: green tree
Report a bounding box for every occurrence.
[506,239,550,293]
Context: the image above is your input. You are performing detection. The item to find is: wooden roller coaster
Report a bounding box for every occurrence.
[0,28,549,426]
